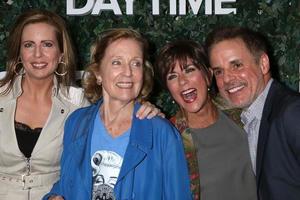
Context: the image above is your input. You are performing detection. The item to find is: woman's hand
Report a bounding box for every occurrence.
[136,101,165,119]
[48,196,64,200]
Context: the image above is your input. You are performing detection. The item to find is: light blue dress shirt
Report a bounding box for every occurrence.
[241,79,273,174]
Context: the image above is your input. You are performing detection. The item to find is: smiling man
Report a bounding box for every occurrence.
[205,27,300,200]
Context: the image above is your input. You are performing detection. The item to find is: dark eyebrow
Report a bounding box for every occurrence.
[41,40,54,43]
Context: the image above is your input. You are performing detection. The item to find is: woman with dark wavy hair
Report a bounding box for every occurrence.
[156,40,257,200]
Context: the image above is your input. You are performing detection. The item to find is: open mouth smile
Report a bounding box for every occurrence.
[181,88,197,103]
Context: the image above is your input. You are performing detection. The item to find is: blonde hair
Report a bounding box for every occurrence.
[0,9,76,95]
[82,28,153,103]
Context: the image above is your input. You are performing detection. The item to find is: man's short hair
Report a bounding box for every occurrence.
[205,27,269,64]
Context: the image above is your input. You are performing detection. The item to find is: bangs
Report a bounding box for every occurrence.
[167,54,191,73]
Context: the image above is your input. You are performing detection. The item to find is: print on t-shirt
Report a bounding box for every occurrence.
[91,150,123,200]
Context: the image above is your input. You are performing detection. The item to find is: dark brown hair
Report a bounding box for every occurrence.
[155,40,211,88]
[205,26,268,64]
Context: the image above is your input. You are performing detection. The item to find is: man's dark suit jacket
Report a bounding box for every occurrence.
[257,80,300,200]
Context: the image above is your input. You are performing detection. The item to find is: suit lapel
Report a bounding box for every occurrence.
[256,112,270,183]
[256,81,280,184]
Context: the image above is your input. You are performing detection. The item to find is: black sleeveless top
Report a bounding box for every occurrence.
[15,121,42,158]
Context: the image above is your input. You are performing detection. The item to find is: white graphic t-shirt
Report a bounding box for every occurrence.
[91,111,130,200]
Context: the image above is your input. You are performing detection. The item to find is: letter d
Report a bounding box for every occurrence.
[66,0,95,15]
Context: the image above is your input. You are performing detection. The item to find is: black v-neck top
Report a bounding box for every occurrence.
[15,121,42,158]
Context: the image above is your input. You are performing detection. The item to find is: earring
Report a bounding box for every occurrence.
[96,79,102,86]
[14,58,25,76]
[207,87,211,92]
[55,61,67,76]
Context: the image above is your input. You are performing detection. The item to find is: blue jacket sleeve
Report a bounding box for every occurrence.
[156,119,192,200]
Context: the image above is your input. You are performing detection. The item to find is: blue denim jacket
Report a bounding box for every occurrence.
[43,100,192,200]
